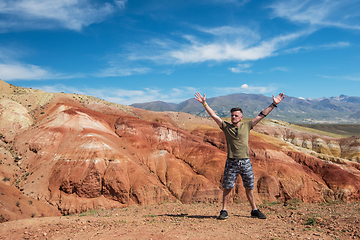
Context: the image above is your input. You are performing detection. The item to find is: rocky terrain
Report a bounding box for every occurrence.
[0,79,360,239]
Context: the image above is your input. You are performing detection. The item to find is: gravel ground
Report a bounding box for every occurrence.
[1,201,360,240]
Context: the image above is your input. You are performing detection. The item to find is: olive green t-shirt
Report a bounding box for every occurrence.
[220,120,253,159]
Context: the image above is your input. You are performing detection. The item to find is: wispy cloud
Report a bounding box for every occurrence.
[208,0,250,4]
[0,0,124,32]
[0,45,69,80]
[114,0,127,9]
[283,41,350,54]
[167,30,309,64]
[34,84,199,105]
[320,41,350,49]
[230,63,252,73]
[96,66,151,77]
[0,63,60,80]
[319,74,360,81]
[95,1,357,76]
[270,66,289,72]
[116,16,314,69]
[215,83,276,95]
[269,0,360,30]
[195,25,260,43]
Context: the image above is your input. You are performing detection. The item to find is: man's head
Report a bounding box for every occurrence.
[230,107,243,125]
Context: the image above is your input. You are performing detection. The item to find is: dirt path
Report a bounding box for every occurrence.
[1,201,359,239]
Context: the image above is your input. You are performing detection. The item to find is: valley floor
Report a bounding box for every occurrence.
[1,201,359,239]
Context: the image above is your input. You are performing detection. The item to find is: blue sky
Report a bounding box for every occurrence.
[1,0,360,105]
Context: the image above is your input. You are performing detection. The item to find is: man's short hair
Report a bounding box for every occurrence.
[230,107,243,114]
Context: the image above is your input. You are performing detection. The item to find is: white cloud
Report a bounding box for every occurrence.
[33,85,199,105]
[271,66,289,72]
[97,22,313,80]
[319,74,360,81]
[96,66,151,77]
[0,0,120,32]
[0,63,58,80]
[230,63,252,73]
[164,29,311,64]
[196,25,260,43]
[114,0,127,9]
[215,84,276,95]
[170,39,270,63]
[283,41,350,54]
[269,0,360,30]
[114,23,310,67]
[207,0,251,6]
[0,62,83,80]
[320,41,350,48]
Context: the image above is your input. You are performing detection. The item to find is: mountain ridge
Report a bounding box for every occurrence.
[131,93,360,124]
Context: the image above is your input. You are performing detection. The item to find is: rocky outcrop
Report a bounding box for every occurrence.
[0,99,33,142]
[254,123,360,163]
[286,151,360,202]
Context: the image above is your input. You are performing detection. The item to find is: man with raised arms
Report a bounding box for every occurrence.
[194,92,285,220]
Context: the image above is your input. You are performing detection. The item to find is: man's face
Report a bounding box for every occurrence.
[231,111,243,125]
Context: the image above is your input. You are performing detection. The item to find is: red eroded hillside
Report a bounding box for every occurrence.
[8,96,225,216]
[1,80,360,223]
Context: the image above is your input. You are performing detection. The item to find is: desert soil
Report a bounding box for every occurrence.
[1,201,359,240]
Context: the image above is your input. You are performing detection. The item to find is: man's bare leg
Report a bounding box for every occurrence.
[222,188,232,210]
[245,188,257,210]
[246,188,267,219]
[218,189,232,219]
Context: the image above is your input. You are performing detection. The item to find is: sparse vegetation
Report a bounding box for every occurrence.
[78,209,111,217]
[304,216,318,226]
[0,214,10,223]
[2,177,10,181]
[259,201,282,207]
[287,198,302,206]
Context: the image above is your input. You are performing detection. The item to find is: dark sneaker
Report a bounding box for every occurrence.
[251,209,266,219]
[218,210,229,220]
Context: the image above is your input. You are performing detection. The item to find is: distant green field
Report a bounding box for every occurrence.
[297,124,360,137]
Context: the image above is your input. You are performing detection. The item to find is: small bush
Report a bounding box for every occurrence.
[2,177,10,182]
[305,217,317,226]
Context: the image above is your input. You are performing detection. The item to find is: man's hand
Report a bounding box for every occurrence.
[273,93,285,105]
[194,92,222,127]
[252,92,285,127]
[194,92,206,105]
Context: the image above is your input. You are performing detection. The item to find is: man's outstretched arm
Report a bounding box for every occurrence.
[252,93,285,127]
[194,92,222,127]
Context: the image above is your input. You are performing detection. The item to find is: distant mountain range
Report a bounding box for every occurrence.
[131,93,360,124]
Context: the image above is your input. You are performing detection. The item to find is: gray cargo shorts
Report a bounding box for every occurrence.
[222,158,254,190]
